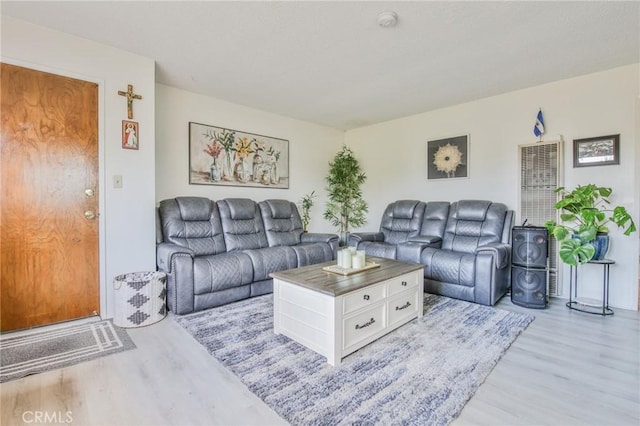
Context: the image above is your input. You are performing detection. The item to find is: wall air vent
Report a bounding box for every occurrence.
[518,139,563,296]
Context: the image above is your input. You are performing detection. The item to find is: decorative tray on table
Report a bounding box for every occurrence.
[322,261,380,276]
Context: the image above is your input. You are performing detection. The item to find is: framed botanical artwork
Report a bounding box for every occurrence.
[573,134,619,168]
[189,122,289,188]
[122,120,139,150]
[427,135,469,180]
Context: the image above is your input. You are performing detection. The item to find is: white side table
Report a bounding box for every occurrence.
[566,259,614,316]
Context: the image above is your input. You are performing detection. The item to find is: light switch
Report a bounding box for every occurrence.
[113,175,123,189]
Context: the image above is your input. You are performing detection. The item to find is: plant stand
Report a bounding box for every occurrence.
[566,259,614,316]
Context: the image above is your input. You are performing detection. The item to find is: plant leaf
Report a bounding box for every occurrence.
[559,239,595,266]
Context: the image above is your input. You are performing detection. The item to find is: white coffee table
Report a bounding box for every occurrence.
[271,257,424,366]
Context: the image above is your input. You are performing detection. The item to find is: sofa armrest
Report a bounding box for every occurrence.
[396,241,432,264]
[157,243,195,273]
[301,232,339,256]
[408,235,442,247]
[349,232,385,246]
[475,243,511,269]
[301,232,338,244]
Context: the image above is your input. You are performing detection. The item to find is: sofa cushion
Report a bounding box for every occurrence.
[178,197,217,221]
[217,198,269,251]
[442,201,507,253]
[228,198,259,220]
[266,199,293,219]
[421,248,475,287]
[159,197,226,256]
[454,200,491,221]
[379,200,425,244]
[193,252,254,295]
[418,202,450,240]
[391,200,421,219]
[243,246,298,281]
[259,200,303,247]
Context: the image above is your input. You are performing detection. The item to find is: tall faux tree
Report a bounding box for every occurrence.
[324,145,368,244]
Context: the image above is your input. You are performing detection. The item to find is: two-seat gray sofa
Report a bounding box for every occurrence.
[350,200,513,306]
[157,197,338,314]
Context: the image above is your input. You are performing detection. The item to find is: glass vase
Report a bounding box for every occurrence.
[270,162,279,184]
[209,157,221,182]
[253,154,264,182]
[222,151,233,181]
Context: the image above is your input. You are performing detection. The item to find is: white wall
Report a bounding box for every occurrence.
[155,84,344,233]
[345,64,639,310]
[4,15,637,311]
[1,16,157,318]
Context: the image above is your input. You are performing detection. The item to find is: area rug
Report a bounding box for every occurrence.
[174,294,534,425]
[0,320,135,383]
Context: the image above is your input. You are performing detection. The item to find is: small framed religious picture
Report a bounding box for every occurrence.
[122,120,139,150]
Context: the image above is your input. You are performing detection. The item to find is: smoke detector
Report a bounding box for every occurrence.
[377,11,398,28]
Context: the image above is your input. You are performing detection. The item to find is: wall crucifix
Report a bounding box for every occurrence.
[117,84,142,119]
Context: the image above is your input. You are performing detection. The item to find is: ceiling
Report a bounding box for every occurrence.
[2,1,639,130]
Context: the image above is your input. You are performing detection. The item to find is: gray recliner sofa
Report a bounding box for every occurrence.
[348,200,426,259]
[351,199,513,306]
[157,197,338,314]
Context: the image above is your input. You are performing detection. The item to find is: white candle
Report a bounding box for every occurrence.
[337,250,343,266]
[352,253,364,269]
[342,249,352,268]
[356,250,366,266]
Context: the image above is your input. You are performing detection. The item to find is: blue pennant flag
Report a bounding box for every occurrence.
[533,109,545,137]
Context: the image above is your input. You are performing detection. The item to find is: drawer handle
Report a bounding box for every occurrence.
[355,317,375,330]
[395,301,411,311]
[363,294,370,301]
[401,281,407,286]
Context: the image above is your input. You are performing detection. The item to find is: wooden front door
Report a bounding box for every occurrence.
[0,63,100,332]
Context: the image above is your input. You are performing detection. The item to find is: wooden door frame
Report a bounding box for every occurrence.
[2,57,108,318]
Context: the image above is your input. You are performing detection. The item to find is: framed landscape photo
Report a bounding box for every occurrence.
[573,134,619,168]
[189,122,289,189]
[426,134,469,180]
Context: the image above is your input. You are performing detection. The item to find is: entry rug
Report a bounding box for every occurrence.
[0,320,135,383]
[175,294,534,425]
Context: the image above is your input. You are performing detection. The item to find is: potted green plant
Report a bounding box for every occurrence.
[298,190,316,232]
[545,184,636,266]
[324,146,368,246]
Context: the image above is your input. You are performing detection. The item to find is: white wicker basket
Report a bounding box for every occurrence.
[113,271,167,328]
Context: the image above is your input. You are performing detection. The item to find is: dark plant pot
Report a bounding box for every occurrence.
[591,233,610,261]
[339,231,350,247]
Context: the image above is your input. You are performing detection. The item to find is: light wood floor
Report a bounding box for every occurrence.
[1,296,638,426]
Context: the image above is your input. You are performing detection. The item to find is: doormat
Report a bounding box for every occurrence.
[0,320,135,383]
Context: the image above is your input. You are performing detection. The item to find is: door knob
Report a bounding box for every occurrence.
[84,210,96,220]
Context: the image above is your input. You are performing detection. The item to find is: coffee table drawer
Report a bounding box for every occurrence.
[388,290,419,326]
[343,303,386,350]
[388,271,421,296]
[343,284,385,314]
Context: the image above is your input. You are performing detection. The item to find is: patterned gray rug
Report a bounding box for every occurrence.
[174,294,533,425]
[0,320,135,383]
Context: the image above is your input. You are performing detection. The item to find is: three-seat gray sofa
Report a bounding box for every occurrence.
[350,200,513,306]
[156,197,338,314]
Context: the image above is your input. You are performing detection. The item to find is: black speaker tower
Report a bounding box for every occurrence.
[511,226,548,309]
